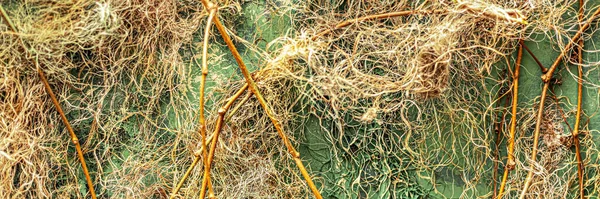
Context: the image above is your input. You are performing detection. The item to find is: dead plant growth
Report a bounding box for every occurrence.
[1,0,599,198]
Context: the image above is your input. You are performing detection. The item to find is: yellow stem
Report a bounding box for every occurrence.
[2,5,97,199]
[38,67,97,199]
[541,6,600,82]
[226,91,253,122]
[169,135,219,198]
[521,43,547,73]
[170,83,248,199]
[574,0,585,198]
[199,1,323,198]
[518,83,549,199]
[199,8,218,198]
[497,41,523,199]
[520,6,600,198]
[199,83,249,198]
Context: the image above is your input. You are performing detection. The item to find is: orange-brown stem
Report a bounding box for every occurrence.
[518,82,550,199]
[199,1,323,198]
[2,5,97,199]
[521,41,548,73]
[542,6,600,82]
[574,0,585,198]
[520,6,600,198]
[199,8,217,198]
[497,41,523,199]
[38,68,97,199]
[169,125,217,199]
[169,8,218,198]
[226,91,253,122]
[199,83,249,198]
[170,84,248,199]
[170,155,200,199]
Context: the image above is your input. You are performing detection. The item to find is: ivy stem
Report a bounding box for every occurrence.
[197,1,324,198]
[2,5,97,199]
[199,8,218,198]
[169,8,217,198]
[497,41,523,199]
[574,0,586,198]
[521,42,548,73]
[519,5,600,199]
[199,83,249,199]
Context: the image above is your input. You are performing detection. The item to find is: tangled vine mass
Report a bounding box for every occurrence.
[1,0,599,198]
